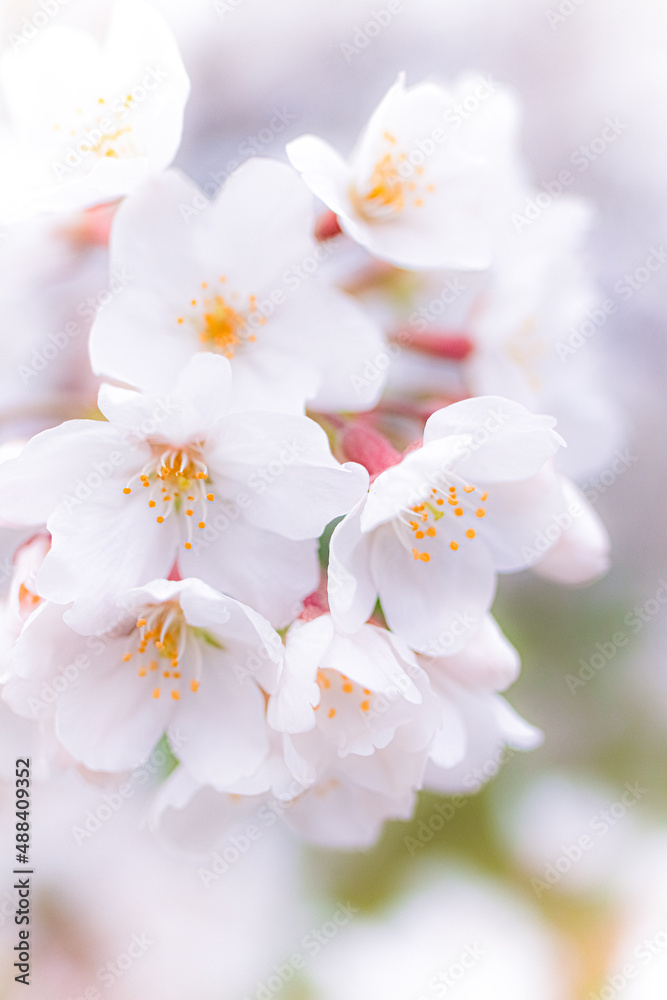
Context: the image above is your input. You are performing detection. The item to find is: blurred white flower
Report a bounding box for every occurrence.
[0,766,312,1000]
[267,612,439,847]
[306,863,572,1000]
[0,0,190,222]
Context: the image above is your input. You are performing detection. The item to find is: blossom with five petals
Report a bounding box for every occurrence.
[0,354,368,632]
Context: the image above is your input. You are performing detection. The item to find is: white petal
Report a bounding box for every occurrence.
[424,396,564,482]
[180,519,319,629]
[286,134,354,220]
[372,521,496,654]
[533,478,611,585]
[39,475,180,634]
[424,614,520,692]
[0,420,122,526]
[327,504,377,634]
[174,652,269,789]
[268,616,335,734]
[56,636,172,771]
[207,412,368,540]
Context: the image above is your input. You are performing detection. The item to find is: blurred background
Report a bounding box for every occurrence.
[1,0,667,997]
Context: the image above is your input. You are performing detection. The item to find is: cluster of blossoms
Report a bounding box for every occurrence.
[0,2,614,848]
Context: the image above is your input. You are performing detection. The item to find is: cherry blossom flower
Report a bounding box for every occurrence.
[151,613,440,849]
[287,73,494,270]
[0,354,368,631]
[89,159,386,412]
[328,396,567,653]
[265,612,439,847]
[0,0,190,222]
[3,577,282,779]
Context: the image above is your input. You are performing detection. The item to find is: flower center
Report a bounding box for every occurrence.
[396,482,488,562]
[123,602,202,702]
[122,442,215,550]
[52,96,137,162]
[314,668,373,719]
[177,279,264,359]
[352,131,436,219]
